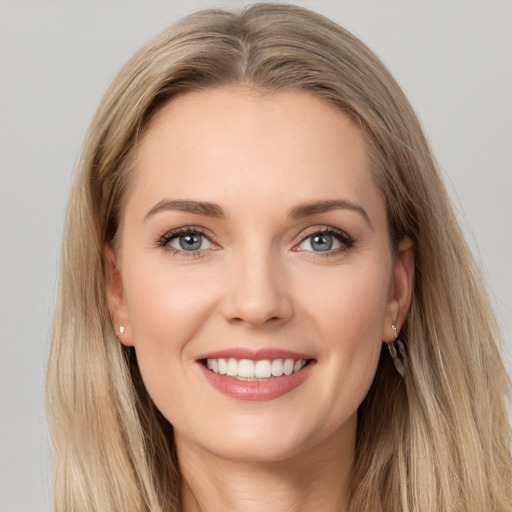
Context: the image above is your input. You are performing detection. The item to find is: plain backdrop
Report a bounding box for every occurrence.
[1,1,511,510]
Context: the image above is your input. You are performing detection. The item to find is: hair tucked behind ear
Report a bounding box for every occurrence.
[48,4,511,511]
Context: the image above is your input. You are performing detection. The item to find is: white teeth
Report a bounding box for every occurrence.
[283,359,294,375]
[293,360,303,373]
[205,357,308,379]
[218,358,227,375]
[255,359,272,378]
[271,359,284,376]
[227,358,238,376]
[238,359,255,378]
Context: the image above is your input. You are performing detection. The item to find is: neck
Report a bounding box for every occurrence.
[176,424,355,512]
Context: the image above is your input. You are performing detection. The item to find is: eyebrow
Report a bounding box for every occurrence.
[144,198,372,228]
[144,199,225,220]
[289,199,373,229]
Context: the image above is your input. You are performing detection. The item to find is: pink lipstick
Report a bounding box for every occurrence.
[196,348,316,401]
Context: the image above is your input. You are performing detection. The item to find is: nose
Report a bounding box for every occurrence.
[221,248,294,327]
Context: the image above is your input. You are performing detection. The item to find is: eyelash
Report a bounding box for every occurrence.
[157,226,356,258]
[294,227,355,258]
[158,226,213,258]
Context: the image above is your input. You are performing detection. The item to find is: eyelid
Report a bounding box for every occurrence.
[293,225,355,254]
[167,232,213,251]
[297,225,352,241]
[158,225,220,257]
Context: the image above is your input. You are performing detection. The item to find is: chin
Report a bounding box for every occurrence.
[205,433,309,463]
[176,407,357,465]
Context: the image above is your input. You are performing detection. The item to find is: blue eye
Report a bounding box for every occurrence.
[310,233,334,251]
[175,233,203,251]
[161,229,213,252]
[298,229,353,253]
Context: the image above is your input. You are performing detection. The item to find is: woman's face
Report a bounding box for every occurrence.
[108,87,413,462]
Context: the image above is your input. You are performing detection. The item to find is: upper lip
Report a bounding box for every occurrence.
[196,347,315,361]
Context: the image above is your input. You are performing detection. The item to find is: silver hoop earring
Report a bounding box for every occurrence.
[388,324,408,377]
[119,326,125,335]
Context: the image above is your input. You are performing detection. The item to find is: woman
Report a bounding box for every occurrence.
[47,3,512,511]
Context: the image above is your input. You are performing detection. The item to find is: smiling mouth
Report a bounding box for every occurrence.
[203,357,311,381]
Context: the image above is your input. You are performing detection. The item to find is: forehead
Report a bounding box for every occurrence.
[127,86,383,221]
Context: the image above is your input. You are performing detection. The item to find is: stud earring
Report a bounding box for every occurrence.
[388,324,408,377]
[119,326,125,335]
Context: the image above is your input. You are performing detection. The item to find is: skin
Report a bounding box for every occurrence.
[107,87,415,512]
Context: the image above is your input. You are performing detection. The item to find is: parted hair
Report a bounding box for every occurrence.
[47,4,512,511]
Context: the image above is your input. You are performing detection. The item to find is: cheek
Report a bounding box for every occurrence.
[125,255,216,337]
[121,258,219,391]
[304,259,390,343]
[299,260,390,403]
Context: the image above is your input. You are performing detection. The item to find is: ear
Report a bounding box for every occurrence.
[105,245,134,347]
[383,237,415,342]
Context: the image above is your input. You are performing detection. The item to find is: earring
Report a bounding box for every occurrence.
[388,324,408,377]
[119,326,125,335]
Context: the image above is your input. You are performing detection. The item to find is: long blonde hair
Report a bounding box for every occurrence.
[47,4,511,511]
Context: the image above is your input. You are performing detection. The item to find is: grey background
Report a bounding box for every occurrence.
[1,1,511,510]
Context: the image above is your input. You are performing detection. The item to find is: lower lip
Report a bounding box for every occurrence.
[199,361,315,401]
